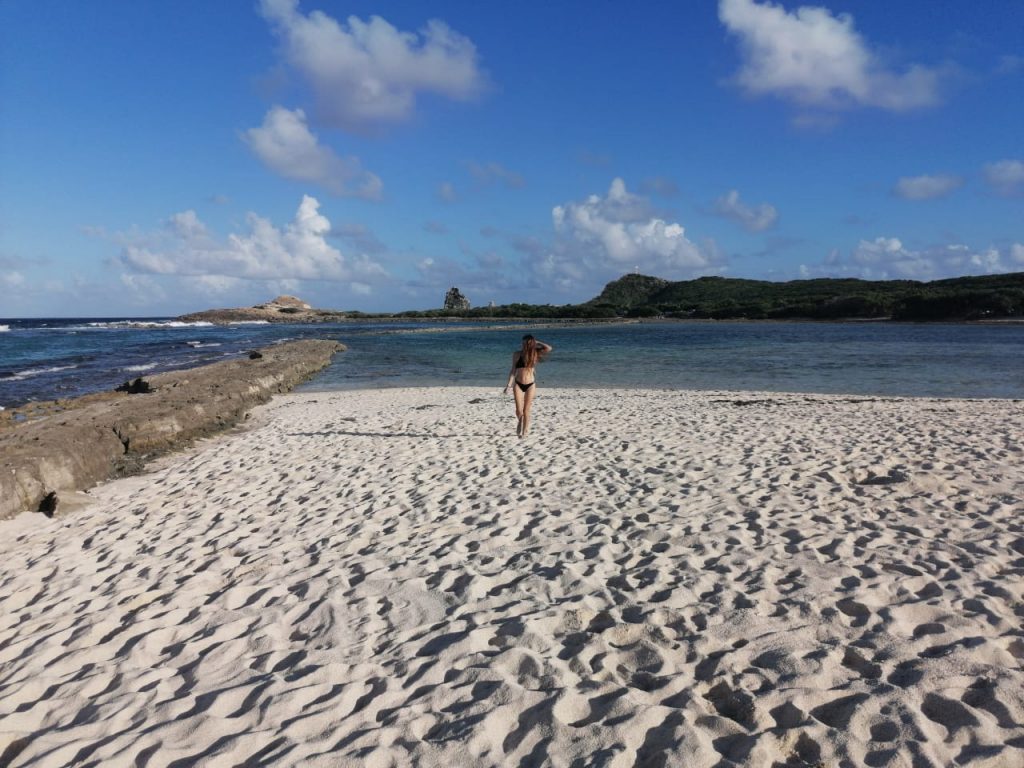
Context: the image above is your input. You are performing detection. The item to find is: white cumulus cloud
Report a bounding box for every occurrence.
[893,174,963,200]
[545,179,719,287]
[244,107,382,199]
[718,0,943,112]
[982,159,1024,196]
[847,237,1022,279]
[713,189,778,231]
[118,195,386,285]
[851,236,926,277]
[259,0,487,131]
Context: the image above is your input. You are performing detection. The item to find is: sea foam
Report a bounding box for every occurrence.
[85,320,215,329]
[6,364,78,381]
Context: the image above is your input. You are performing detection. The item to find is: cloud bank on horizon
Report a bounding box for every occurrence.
[544,179,720,289]
[117,197,387,285]
[0,0,1021,314]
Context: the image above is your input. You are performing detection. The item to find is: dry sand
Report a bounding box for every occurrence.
[1,387,1022,767]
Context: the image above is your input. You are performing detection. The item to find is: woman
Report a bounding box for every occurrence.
[503,334,553,438]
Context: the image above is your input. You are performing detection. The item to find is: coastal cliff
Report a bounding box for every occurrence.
[178,295,348,324]
[0,339,344,520]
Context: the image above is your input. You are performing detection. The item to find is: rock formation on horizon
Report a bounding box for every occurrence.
[178,295,344,324]
[444,287,470,311]
[256,295,311,311]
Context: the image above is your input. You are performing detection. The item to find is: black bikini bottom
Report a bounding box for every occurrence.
[515,380,535,392]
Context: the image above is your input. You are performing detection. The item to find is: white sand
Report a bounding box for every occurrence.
[1,387,1023,767]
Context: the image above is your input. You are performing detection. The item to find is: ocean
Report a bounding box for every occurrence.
[2,317,1024,409]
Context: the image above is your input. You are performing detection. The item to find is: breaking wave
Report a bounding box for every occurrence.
[84,320,215,329]
[2,364,78,381]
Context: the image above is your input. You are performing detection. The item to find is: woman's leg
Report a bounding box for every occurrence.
[513,384,525,436]
[521,386,537,438]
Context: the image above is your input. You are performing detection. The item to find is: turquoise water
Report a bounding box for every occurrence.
[304,321,1024,398]
[2,318,1024,408]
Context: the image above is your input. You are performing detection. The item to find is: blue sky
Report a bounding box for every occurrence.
[1,0,1022,316]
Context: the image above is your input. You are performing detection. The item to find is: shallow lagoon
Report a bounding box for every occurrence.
[3,318,1024,408]
[308,321,1024,398]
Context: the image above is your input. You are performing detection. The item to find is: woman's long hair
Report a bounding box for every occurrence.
[520,335,541,368]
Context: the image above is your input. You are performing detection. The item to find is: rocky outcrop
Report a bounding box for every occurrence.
[444,287,470,311]
[178,296,345,324]
[0,340,344,520]
[259,295,311,310]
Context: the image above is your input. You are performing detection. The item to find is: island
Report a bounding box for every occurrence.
[178,295,349,324]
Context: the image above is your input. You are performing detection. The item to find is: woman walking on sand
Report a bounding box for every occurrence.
[503,334,553,438]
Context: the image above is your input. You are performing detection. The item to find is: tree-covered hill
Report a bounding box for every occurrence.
[393,272,1024,321]
[584,272,1024,321]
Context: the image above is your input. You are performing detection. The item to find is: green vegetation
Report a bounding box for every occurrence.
[385,271,1024,322]
[394,302,619,320]
[587,274,920,320]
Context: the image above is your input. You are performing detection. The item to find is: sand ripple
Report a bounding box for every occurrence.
[1,388,1022,766]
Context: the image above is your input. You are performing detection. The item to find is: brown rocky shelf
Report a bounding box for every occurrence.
[0,339,344,520]
[177,294,348,325]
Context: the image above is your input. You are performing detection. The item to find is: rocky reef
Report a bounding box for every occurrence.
[178,295,348,324]
[0,339,344,520]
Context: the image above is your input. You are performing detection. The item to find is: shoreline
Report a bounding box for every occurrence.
[1,386,1021,765]
[6,312,1024,325]
[299,380,1024,402]
[3,366,1021,520]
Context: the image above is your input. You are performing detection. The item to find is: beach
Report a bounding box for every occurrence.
[1,386,1022,766]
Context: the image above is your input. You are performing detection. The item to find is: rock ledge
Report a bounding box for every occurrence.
[0,339,344,520]
[178,296,345,324]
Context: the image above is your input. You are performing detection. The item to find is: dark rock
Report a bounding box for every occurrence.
[116,378,152,394]
[249,351,264,360]
[443,286,471,311]
[855,468,909,485]
[38,491,58,516]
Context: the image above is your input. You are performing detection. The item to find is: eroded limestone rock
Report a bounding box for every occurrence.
[0,340,344,520]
